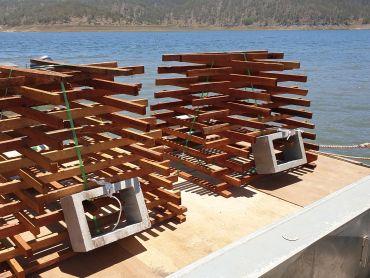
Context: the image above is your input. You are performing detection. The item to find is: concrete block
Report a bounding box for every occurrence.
[61,178,151,252]
[252,129,307,174]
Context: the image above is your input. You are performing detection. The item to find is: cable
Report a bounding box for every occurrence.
[319,152,370,161]
[319,143,369,149]
[61,80,89,189]
[108,195,123,231]
[90,178,123,232]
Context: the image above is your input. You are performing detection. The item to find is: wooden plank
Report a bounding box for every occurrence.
[278,118,315,129]
[0,117,38,132]
[0,180,28,196]
[254,59,300,70]
[156,77,199,87]
[202,123,232,135]
[103,113,151,132]
[78,78,140,96]
[19,169,47,194]
[136,159,171,176]
[222,116,266,130]
[7,258,25,278]
[83,61,118,67]
[17,148,58,173]
[0,96,24,109]
[221,130,256,144]
[226,88,271,101]
[36,153,140,183]
[255,85,308,96]
[198,109,230,121]
[229,60,285,72]
[151,100,190,111]
[189,81,231,92]
[125,144,163,161]
[15,86,62,105]
[273,107,313,119]
[24,249,75,275]
[0,136,24,152]
[270,95,310,107]
[0,66,69,85]
[94,95,147,115]
[15,212,40,236]
[192,95,231,106]
[11,235,32,257]
[158,65,208,74]
[204,137,230,148]
[227,74,277,87]
[259,72,307,82]
[186,67,232,77]
[220,101,271,117]
[34,210,64,227]
[120,65,145,75]
[0,232,68,263]
[155,89,193,99]
[15,189,43,213]
[17,127,63,150]
[163,53,232,64]
[29,59,134,76]
[162,127,204,145]
[0,76,25,89]
[10,107,66,129]
[0,137,135,175]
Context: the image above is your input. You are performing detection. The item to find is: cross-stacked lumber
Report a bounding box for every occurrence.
[152,50,318,197]
[0,59,186,277]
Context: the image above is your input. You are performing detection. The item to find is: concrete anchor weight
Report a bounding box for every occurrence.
[61,178,151,252]
[252,129,307,174]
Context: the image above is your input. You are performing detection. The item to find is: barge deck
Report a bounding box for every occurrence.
[40,154,370,277]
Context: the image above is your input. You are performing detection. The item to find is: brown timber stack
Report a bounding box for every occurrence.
[0,59,185,277]
[152,50,318,197]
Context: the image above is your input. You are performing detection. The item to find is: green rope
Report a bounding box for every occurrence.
[243,53,258,105]
[182,89,208,149]
[177,61,214,168]
[60,81,89,190]
[243,53,264,126]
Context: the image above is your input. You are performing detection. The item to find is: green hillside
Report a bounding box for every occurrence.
[0,0,369,27]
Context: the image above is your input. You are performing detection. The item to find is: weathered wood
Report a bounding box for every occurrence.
[29,59,134,76]
[0,76,25,89]
[153,50,317,195]
[0,96,24,109]
[0,58,185,275]
[0,66,69,85]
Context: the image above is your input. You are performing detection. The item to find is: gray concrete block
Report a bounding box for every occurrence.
[252,129,307,174]
[60,178,151,252]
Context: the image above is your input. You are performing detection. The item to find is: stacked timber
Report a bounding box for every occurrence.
[152,50,318,197]
[0,59,185,276]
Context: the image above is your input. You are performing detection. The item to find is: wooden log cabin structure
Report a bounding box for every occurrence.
[0,59,185,276]
[152,50,319,197]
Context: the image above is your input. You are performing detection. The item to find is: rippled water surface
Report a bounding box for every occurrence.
[0,30,369,160]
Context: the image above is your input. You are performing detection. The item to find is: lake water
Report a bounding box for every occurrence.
[0,30,369,161]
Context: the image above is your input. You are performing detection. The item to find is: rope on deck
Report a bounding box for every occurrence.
[318,142,370,161]
[319,142,370,149]
[320,152,370,161]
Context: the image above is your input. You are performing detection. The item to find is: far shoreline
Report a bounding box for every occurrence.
[1,24,370,33]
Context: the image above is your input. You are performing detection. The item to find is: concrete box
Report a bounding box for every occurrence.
[60,178,151,252]
[252,129,307,174]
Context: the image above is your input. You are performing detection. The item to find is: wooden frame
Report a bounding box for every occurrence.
[0,59,186,276]
[152,50,318,196]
